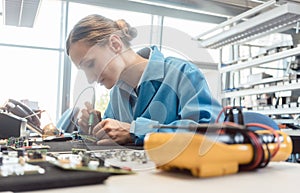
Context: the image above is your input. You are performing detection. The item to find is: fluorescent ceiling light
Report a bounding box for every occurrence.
[129,0,230,18]
[3,0,41,27]
[197,1,300,49]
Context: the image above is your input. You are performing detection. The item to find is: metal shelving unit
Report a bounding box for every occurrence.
[219,46,300,73]
[196,0,300,49]
[238,76,289,88]
[221,82,300,98]
[196,0,300,123]
[250,107,300,115]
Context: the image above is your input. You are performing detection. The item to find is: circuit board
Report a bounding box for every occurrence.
[93,149,156,171]
[47,148,155,174]
[0,152,45,177]
[48,153,134,174]
[4,137,50,151]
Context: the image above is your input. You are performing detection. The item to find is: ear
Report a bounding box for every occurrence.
[108,35,123,54]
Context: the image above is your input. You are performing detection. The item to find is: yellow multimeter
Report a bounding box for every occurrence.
[144,129,292,177]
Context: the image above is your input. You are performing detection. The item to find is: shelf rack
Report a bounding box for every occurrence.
[219,46,300,73]
[238,76,289,88]
[196,0,300,124]
[250,107,300,115]
[196,0,300,49]
[221,82,300,98]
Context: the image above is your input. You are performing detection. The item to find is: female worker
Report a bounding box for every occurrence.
[66,14,222,145]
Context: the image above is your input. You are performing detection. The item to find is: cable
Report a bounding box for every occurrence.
[242,131,264,171]
[221,121,264,171]
[88,87,96,135]
[246,122,280,158]
[215,106,244,123]
[70,86,96,131]
[228,108,234,122]
[237,108,244,125]
[23,110,46,119]
[219,106,280,158]
[259,144,271,168]
[215,106,280,171]
[215,106,229,123]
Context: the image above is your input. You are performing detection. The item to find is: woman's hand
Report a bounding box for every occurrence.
[77,102,101,134]
[92,118,132,145]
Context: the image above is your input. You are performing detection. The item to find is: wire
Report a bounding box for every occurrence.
[221,121,264,171]
[215,106,230,123]
[246,122,280,158]
[218,106,280,158]
[259,144,271,168]
[215,106,281,171]
[24,110,46,119]
[222,120,244,129]
[215,106,243,123]
[242,131,264,171]
[70,86,96,131]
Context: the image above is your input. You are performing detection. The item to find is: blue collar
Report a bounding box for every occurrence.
[139,46,164,83]
[115,46,165,95]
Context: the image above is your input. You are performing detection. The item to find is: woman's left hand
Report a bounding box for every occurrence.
[92,118,132,145]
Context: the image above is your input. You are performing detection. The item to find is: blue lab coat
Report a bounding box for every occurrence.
[103,46,222,145]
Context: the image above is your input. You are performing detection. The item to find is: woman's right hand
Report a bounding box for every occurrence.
[77,102,101,134]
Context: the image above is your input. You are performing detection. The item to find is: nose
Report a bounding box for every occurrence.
[84,71,97,84]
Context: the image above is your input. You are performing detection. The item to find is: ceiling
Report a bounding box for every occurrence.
[65,0,300,24]
[2,0,300,27]
[67,0,266,24]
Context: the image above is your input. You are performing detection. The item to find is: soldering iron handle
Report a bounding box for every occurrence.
[88,113,94,135]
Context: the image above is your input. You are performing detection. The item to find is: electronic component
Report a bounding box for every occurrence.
[27,149,48,162]
[0,149,45,177]
[6,137,50,151]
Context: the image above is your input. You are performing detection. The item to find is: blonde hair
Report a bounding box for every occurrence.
[66,14,137,55]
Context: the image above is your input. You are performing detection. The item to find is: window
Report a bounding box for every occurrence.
[0,46,60,124]
[0,0,63,123]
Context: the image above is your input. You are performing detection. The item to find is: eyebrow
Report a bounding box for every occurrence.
[78,58,87,67]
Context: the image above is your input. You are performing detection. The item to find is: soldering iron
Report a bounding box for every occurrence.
[88,113,94,135]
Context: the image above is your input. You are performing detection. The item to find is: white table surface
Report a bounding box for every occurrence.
[19,161,300,193]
